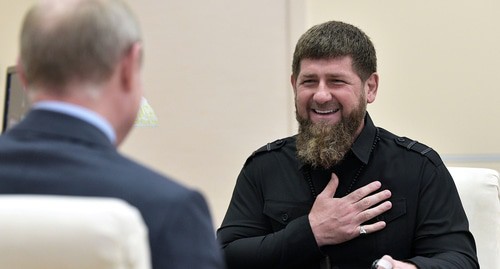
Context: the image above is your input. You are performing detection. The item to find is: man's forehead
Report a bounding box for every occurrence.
[298,56,355,75]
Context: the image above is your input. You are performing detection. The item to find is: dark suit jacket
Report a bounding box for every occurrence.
[0,109,224,269]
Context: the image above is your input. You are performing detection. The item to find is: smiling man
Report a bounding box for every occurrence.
[217,21,478,269]
[294,56,376,170]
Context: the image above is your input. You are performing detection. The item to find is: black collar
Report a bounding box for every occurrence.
[351,113,377,165]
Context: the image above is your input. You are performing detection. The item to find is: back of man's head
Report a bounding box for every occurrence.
[20,0,142,91]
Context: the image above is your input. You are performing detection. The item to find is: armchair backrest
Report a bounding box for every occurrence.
[0,195,151,269]
[448,167,500,269]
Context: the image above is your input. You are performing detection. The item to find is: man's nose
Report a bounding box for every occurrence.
[313,82,333,104]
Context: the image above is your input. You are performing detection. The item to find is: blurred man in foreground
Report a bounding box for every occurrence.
[0,1,224,268]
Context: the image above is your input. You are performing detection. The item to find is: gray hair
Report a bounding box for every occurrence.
[20,0,142,89]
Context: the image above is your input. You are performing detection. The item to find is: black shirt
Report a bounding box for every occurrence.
[217,113,478,269]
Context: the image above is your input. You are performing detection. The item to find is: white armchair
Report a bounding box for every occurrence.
[0,195,151,269]
[448,167,500,269]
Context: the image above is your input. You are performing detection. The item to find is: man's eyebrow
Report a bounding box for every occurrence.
[299,73,317,78]
[300,73,347,80]
[325,73,348,78]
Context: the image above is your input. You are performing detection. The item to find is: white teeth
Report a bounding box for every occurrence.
[314,109,339,114]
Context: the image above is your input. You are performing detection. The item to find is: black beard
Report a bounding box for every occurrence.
[296,101,366,169]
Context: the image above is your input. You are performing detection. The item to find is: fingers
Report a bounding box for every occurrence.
[355,192,392,234]
[347,180,383,202]
[373,255,418,269]
[311,174,393,245]
[380,255,394,262]
[356,189,392,212]
[360,200,392,222]
[372,256,394,269]
[317,173,339,198]
[359,221,386,236]
[349,183,391,213]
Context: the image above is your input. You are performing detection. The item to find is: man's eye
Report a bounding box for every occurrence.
[301,80,316,85]
[330,79,346,85]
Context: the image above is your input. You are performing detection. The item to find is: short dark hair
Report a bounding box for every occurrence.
[292,21,377,81]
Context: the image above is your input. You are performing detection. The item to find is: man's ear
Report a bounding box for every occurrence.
[16,59,28,89]
[119,43,142,93]
[365,72,378,104]
[290,74,298,96]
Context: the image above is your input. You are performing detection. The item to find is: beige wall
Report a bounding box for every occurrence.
[1,1,498,227]
[0,0,36,92]
[121,0,297,226]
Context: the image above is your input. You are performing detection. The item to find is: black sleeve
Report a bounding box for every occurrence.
[217,168,324,269]
[408,164,479,269]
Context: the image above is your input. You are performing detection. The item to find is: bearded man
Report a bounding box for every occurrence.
[217,20,478,269]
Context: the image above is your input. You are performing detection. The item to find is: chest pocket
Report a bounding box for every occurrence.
[380,198,406,223]
[263,200,311,231]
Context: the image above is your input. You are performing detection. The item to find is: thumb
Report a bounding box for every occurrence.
[318,173,339,198]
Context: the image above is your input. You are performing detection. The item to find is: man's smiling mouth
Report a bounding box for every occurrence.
[313,108,340,114]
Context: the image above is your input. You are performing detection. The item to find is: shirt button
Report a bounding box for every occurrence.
[281,213,289,222]
[397,137,405,142]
